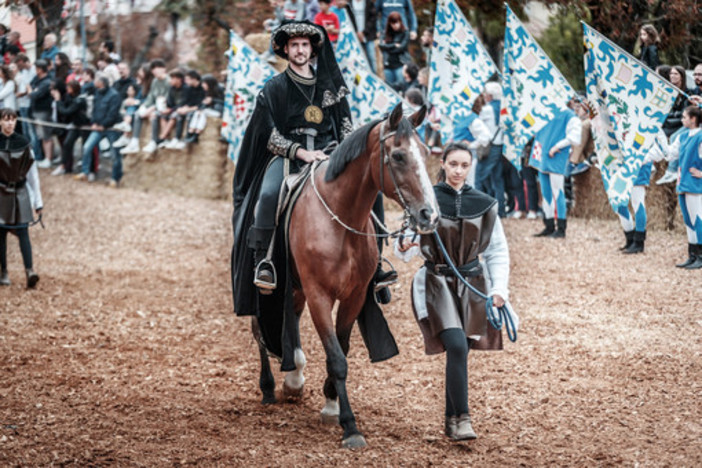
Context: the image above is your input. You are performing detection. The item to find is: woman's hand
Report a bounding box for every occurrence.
[690,167,702,178]
[491,294,505,308]
[397,237,419,252]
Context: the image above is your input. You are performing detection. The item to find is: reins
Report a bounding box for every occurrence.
[309,120,414,239]
[432,230,518,342]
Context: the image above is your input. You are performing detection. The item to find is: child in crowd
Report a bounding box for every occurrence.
[314,0,340,44]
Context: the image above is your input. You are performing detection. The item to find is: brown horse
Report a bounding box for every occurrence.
[255,103,438,448]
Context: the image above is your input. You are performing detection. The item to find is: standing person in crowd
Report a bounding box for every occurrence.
[162,69,205,150]
[420,27,433,66]
[28,59,54,169]
[80,66,96,96]
[39,33,59,64]
[314,0,340,44]
[0,108,43,289]
[281,0,306,21]
[74,75,122,186]
[13,54,36,141]
[120,59,169,155]
[304,0,321,22]
[4,31,25,64]
[0,65,17,111]
[530,97,582,238]
[184,74,224,144]
[66,58,83,83]
[378,12,410,89]
[658,65,691,185]
[96,54,120,85]
[638,24,659,70]
[476,82,505,218]
[99,40,121,63]
[348,0,378,73]
[664,105,702,269]
[394,142,511,441]
[690,63,702,104]
[397,62,418,95]
[376,0,418,41]
[452,95,491,187]
[51,80,89,176]
[53,53,71,83]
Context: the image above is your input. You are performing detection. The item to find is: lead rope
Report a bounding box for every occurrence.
[432,230,517,342]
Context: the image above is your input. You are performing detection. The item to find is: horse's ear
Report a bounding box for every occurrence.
[408,105,427,128]
[388,102,403,131]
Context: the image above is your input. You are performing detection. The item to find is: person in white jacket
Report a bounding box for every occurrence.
[0,108,43,288]
[395,142,512,442]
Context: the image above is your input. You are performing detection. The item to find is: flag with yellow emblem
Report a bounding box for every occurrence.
[428,0,498,141]
[583,23,679,207]
[501,5,576,170]
[335,21,403,125]
[222,30,276,162]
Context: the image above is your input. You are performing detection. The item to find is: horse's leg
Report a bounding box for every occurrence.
[283,289,307,400]
[252,317,276,405]
[316,294,367,448]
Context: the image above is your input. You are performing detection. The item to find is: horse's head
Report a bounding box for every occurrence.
[377,103,439,234]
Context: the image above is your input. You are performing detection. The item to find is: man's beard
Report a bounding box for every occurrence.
[289,53,310,67]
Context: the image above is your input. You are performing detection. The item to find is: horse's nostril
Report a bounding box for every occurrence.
[419,208,434,223]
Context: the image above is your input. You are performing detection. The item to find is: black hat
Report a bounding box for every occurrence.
[271,21,325,59]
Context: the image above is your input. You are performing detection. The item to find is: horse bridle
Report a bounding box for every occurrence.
[309,117,422,238]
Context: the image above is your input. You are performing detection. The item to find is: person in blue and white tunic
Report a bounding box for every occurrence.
[664,105,702,269]
[452,96,491,188]
[394,142,512,442]
[529,97,583,238]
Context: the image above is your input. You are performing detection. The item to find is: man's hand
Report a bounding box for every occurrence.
[549,147,557,157]
[690,167,702,178]
[358,31,366,43]
[410,31,418,41]
[397,236,419,252]
[295,148,328,163]
[50,89,60,101]
[91,124,104,131]
[689,95,702,105]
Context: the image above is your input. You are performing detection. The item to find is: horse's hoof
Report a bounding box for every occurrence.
[320,412,339,425]
[261,395,277,405]
[341,434,367,449]
[282,382,304,401]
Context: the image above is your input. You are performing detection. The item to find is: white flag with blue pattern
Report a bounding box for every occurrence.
[428,0,497,141]
[222,31,276,162]
[335,21,403,126]
[501,4,576,170]
[583,23,678,208]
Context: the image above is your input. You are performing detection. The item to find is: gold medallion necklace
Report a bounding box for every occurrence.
[290,71,323,124]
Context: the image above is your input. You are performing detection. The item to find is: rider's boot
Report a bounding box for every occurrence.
[249,227,276,294]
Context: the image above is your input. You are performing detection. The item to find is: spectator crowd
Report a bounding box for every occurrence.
[0,29,226,188]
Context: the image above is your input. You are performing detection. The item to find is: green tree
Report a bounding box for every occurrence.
[539,4,589,91]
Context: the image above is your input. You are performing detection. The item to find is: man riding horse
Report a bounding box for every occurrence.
[232,20,395,316]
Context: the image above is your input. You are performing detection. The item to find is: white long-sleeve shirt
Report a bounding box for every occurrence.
[26,154,43,210]
[0,80,17,110]
[479,103,502,145]
[394,217,510,301]
[551,115,582,152]
[465,115,492,151]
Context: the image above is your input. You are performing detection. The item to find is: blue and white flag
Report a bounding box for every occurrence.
[428,0,497,141]
[501,5,576,170]
[335,21,403,126]
[222,31,276,162]
[583,23,678,208]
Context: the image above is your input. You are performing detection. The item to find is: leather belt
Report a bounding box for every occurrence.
[0,179,26,192]
[425,257,482,278]
[291,127,318,151]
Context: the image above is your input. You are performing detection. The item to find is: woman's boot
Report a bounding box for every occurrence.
[0,269,9,286]
[26,268,39,288]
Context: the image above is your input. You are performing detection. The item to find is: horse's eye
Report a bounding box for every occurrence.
[392,151,405,163]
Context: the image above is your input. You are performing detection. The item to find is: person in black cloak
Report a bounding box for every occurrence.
[0,108,43,288]
[231,20,398,370]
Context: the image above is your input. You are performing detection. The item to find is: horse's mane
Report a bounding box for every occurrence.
[324,119,382,182]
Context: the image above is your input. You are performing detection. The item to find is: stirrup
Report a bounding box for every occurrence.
[374,256,398,292]
[254,259,277,294]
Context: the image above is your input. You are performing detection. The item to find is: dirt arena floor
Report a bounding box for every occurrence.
[1,174,700,466]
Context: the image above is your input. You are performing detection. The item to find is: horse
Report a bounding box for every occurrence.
[254,102,438,449]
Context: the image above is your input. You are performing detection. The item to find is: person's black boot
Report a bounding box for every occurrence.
[0,269,10,286]
[620,230,634,251]
[534,218,555,237]
[624,230,645,254]
[248,227,276,294]
[676,243,696,268]
[549,219,566,238]
[684,244,702,270]
[25,268,39,289]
